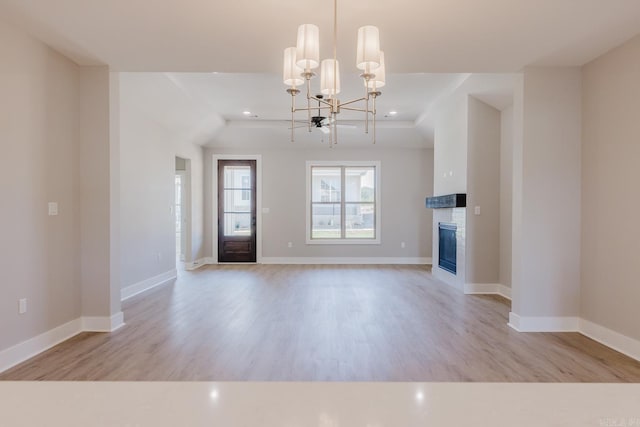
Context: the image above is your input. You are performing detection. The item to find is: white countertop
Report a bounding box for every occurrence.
[0,382,638,426]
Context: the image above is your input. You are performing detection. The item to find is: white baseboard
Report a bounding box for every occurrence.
[121,269,177,301]
[260,257,432,265]
[0,318,82,374]
[508,313,640,362]
[498,285,512,300]
[464,283,512,300]
[82,312,125,332]
[508,312,580,332]
[0,311,127,374]
[580,319,640,362]
[185,258,211,270]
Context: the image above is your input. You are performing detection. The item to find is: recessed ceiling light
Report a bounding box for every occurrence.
[242,111,252,116]
[388,111,398,115]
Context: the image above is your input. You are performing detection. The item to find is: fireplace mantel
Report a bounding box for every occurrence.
[425,193,466,209]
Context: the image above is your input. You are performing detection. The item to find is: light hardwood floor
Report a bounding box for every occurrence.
[2,264,640,381]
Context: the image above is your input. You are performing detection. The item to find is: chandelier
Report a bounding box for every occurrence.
[283,0,386,146]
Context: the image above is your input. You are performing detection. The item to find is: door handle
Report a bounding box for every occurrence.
[252,217,256,226]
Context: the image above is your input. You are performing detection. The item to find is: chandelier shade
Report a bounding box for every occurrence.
[283,47,304,87]
[366,51,386,89]
[320,59,341,95]
[283,0,386,146]
[296,24,320,70]
[356,26,381,71]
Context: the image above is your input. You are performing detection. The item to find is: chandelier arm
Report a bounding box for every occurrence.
[365,80,370,134]
[291,93,295,142]
[336,97,367,107]
[340,106,368,112]
[306,78,312,132]
[314,98,334,108]
[373,94,377,144]
[294,106,331,112]
[334,112,338,145]
[329,115,334,148]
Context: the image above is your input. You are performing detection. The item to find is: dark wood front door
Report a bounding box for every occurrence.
[218,160,257,262]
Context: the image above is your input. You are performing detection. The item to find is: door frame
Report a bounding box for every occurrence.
[212,154,262,263]
[175,157,192,267]
[175,169,188,262]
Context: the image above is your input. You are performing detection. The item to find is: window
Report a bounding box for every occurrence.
[241,175,250,201]
[306,161,380,244]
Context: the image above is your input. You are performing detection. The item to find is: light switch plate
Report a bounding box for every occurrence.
[48,202,58,216]
[19,298,27,314]
[262,207,270,214]
[474,206,481,215]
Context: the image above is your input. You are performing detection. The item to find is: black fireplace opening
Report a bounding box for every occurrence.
[438,223,457,274]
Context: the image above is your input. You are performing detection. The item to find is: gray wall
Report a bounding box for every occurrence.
[0,19,81,351]
[466,96,501,285]
[79,66,120,318]
[204,147,434,260]
[511,67,582,319]
[500,106,514,288]
[119,75,205,289]
[581,34,640,340]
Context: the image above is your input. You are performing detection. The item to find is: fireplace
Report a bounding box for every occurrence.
[438,223,457,274]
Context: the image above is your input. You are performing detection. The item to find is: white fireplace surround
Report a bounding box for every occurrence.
[432,207,467,291]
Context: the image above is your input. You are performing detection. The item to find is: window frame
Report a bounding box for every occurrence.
[306,160,381,245]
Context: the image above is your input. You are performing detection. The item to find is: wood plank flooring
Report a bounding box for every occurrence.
[2,264,640,381]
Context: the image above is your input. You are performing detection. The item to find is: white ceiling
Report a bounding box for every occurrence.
[1,0,639,72]
[4,0,639,148]
[120,72,472,148]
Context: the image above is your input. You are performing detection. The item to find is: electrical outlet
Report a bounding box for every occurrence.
[401,242,406,248]
[287,242,293,248]
[19,298,27,314]
[474,206,481,215]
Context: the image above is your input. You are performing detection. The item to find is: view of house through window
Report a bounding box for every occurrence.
[309,163,379,241]
[223,166,252,236]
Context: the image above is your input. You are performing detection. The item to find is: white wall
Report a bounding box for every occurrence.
[581,34,640,341]
[203,147,433,261]
[119,75,204,289]
[511,67,582,320]
[0,20,81,351]
[466,96,501,285]
[499,106,513,288]
[433,95,468,196]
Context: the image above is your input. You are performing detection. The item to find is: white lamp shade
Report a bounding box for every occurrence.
[283,47,304,87]
[320,59,341,96]
[366,51,386,89]
[296,24,320,70]
[356,25,381,71]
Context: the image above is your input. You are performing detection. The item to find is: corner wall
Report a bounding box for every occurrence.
[510,67,582,327]
[119,75,204,292]
[581,34,640,341]
[466,96,501,285]
[0,19,81,352]
[79,66,121,320]
[500,106,514,288]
